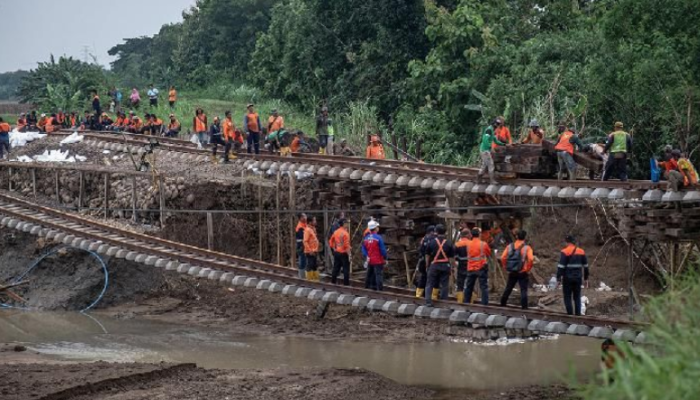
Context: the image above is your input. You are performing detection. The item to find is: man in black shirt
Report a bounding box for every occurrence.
[414,225,436,299]
[425,224,456,306]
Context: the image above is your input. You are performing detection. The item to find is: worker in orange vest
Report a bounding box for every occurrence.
[522,119,544,145]
[16,113,27,132]
[557,235,589,315]
[166,114,181,137]
[463,229,492,305]
[303,216,320,281]
[454,228,472,303]
[329,218,351,285]
[492,116,512,149]
[267,109,284,135]
[193,108,208,147]
[554,123,584,180]
[0,117,11,160]
[222,111,239,162]
[424,224,456,306]
[244,104,262,154]
[168,86,177,109]
[295,213,308,279]
[37,113,48,132]
[366,135,385,160]
[499,230,534,309]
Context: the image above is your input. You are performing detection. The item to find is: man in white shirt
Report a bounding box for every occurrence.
[147,84,159,108]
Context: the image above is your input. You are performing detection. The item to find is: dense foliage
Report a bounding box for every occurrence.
[0,70,29,101]
[18,56,106,111]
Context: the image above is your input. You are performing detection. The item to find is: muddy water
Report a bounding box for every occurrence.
[0,311,600,390]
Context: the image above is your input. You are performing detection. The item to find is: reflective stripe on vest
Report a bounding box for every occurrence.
[468,242,486,262]
[611,131,628,153]
[433,239,449,263]
[554,131,574,154]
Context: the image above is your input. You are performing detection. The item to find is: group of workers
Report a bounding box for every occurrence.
[477,117,637,183]
[294,211,590,316]
[656,146,698,191]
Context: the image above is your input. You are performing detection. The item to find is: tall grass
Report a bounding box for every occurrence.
[580,273,700,400]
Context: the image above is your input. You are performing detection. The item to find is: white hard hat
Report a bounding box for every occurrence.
[368,220,380,230]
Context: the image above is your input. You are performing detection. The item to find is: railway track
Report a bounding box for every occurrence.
[0,192,645,341]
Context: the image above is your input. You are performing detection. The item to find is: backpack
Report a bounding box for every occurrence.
[505,243,528,273]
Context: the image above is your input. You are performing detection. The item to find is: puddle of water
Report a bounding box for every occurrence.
[0,310,601,390]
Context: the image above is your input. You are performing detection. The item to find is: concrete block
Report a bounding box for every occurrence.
[513,185,532,196]
[608,188,625,200]
[336,294,356,305]
[207,270,223,280]
[543,186,561,198]
[449,311,470,325]
[88,242,102,252]
[381,301,400,314]
[218,272,234,284]
[105,246,119,256]
[557,187,577,198]
[413,306,434,318]
[420,178,435,189]
[458,182,474,193]
[232,276,248,286]
[316,165,330,175]
[485,315,508,327]
[13,222,25,231]
[125,251,138,261]
[566,324,592,336]
[0,217,10,227]
[467,313,488,326]
[30,226,43,235]
[177,264,191,273]
[349,169,364,180]
[70,238,83,248]
[282,285,298,295]
[471,184,487,194]
[294,287,312,298]
[307,289,325,300]
[408,176,422,187]
[588,326,614,339]
[321,292,340,302]
[497,185,515,196]
[22,223,34,233]
[662,191,684,202]
[395,175,411,186]
[166,261,180,271]
[528,186,546,197]
[430,308,452,320]
[187,266,202,276]
[7,219,19,229]
[383,174,398,185]
[351,297,369,308]
[372,172,387,184]
[612,329,637,342]
[397,304,417,315]
[574,188,593,199]
[116,249,130,258]
[243,277,260,287]
[144,256,158,266]
[361,171,376,181]
[527,320,548,332]
[79,240,92,250]
[134,254,149,264]
[544,322,569,334]
[485,184,500,195]
[338,168,353,179]
[61,234,74,244]
[445,180,461,192]
[432,179,447,191]
[155,259,169,268]
[505,318,528,330]
[367,299,386,311]
[268,282,284,293]
[591,188,611,199]
[683,191,700,202]
[326,167,341,177]
[256,280,272,290]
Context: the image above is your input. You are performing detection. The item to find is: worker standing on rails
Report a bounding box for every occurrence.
[554,123,584,180]
[193,108,208,148]
[209,116,224,163]
[414,225,436,299]
[499,230,534,309]
[316,106,331,155]
[0,117,11,160]
[492,117,512,148]
[463,229,492,305]
[222,111,238,162]
[304,216,321,282]
[557,235,589,315]
[267,109,284,137]
[424,224,456,306]
[329,218,351,285]
[522,119,544,144]
[295,214,308,279]
[244,104,262,155]
[477,119,506,184]
[362,220,387,291]
[602,122,632,182]
[454,228,472,303]
[366,135,386,160]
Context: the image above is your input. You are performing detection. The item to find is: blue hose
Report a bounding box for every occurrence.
[0,246,109,313]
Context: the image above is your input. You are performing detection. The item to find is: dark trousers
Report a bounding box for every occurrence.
[247,131,260,154]
[366,264,384,291]
[306,254,318,272]
[224,139,233,162]
[150,98,158,107]
[297,249,307,277]
[165,129,180,138]
[318,134,328,148]
[456,265,467,292]
[500,272,529,309]
[211,135,225,155]
[562,277,583,315]
[464,268,489,305]
[425,263,451,306]
[0,134,10,158]
[331,252,350,285]
[415,260,428,289]
[603,154,628,181]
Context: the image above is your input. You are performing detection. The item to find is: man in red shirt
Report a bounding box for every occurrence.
[362,220,387,291]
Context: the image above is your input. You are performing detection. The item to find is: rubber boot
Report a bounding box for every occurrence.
[431,288,439,301]
[314,271,321,282]
[298,269,305,279]
[210,154,218,164]
[319,147,326,155]
[568,167,576,181]
[230,152,237,160]
[456,292,465,303]
[305,271,313,280]
[415,288,425,298]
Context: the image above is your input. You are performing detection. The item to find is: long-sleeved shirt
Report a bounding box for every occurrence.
[425,235,456,265]
[329,226,351,254]
[557,244,589,280]
[479,126,506,152]
[362,233,387,265]
[303,225,320,254]
[243,113,261,134]
[295,222,307,251]
[500,240,534,274]
[604,131,633,154]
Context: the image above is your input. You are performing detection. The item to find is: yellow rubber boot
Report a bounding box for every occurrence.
[314,271,321,282]
[305,271,313,280]
[319,147,326,155]
[456,292,465,303]
[431,288,439,301]
[415,288,425,298]
[210,154,218,164]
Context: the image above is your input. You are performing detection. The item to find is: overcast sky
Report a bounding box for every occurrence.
[0,0,197,73]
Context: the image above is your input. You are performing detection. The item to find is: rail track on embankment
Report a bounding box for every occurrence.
[0,192,646,341]
[51,130,682,203]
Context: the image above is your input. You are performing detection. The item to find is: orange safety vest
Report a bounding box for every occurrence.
[304,225,320,254]
[268,115,284,133]
[57,113,66,124]
[195,114,207,133]
[329,226,351,254]
[246,112,260,133]
[0,122,10,133]
[223,118,236,141]
[70,116,77,127]
[492,126,512,149]
[154,118,163,126]
[132,118,143,130]
[291,137,301,152]
[169,89,177,102]
[432,238,450,263]
[554,131,575,155]
[467,239,489,271]
[366,143,385,159]
[45,118,55,133]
